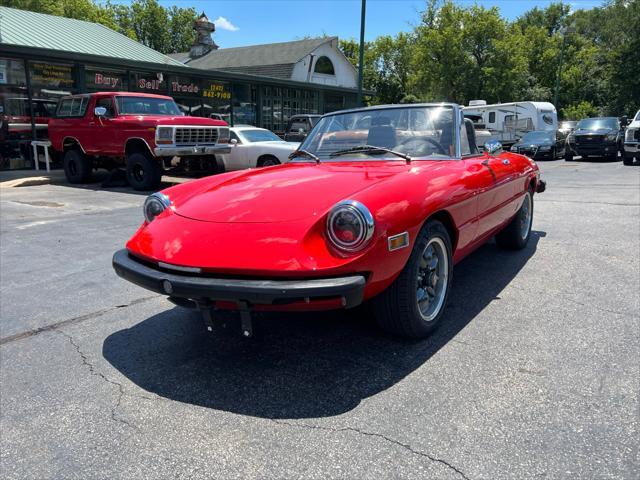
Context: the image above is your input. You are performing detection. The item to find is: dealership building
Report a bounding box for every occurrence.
[0,6,364,170]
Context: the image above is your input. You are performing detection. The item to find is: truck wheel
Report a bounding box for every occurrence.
[126,153,162,191]
[63,149,92,183]
[373,220,453,339]
[495,189,533,250]
[622,154,634,166]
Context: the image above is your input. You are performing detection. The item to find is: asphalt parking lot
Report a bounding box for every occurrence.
[1,159,638,479]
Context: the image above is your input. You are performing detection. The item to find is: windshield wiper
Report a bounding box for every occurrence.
[329,145,412,162]
[288,149,320,163]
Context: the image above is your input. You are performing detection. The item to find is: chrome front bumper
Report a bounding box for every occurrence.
[154,144,232,157]
[624,142,639,153]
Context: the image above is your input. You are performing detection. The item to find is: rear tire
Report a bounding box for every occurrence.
[126,153,162,191]
[622,154,634,166]
[63,149,92,183]
[373,220,453,339]
[495,190,533,250]
[257,155,280,167]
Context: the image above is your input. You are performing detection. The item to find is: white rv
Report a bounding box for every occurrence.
[463,100,558,147]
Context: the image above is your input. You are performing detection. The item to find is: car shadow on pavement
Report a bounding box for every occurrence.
[103,231,544,419]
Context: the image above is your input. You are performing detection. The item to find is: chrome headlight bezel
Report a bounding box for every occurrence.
[155,126,174,145]
[606,133,618,141]
[143,192,171,223]
[326,200,375,252]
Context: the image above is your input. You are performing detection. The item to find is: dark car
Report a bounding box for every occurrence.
[565,117,624,161]
[283,114,321,142]
[558,120,577,135]
[510,130,566,160]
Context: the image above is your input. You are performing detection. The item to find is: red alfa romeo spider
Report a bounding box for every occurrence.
[113,103,545,338]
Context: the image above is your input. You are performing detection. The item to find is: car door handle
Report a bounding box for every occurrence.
[502,159,510,165]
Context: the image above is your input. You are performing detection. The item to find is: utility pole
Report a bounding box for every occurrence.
[357,0,366,106]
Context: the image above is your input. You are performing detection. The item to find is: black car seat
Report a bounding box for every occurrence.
[465,118,479,154]
[367,116,396,149]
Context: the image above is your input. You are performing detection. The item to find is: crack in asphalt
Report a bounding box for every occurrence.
[0,295,161,346]
[270,419,470,480]
[56,330,139,431]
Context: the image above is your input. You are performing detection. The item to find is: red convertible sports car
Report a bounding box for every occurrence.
[113,103,545,338]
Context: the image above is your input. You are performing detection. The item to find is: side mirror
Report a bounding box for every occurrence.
[94,106,107,117]
[484,140,503,155]
[230,138,238,145]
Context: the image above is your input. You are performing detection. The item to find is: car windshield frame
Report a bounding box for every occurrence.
[635,110,640,122]
[296,104,462,162]
[521,131,553,142]
[115,96,182,116]
[576,118,619,130]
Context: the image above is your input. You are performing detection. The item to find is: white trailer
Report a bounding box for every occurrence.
[463,100,558,147]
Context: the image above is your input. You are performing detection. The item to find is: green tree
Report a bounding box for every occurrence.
[561,101,599,120]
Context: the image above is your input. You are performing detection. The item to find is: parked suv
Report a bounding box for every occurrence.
[565,117,624,161]
[623,110,639,166]
[283,114,321,142]
[48,92,231,190]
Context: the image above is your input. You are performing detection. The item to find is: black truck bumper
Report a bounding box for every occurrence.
[112,249,366,308]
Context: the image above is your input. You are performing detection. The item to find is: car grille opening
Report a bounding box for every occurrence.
[175,127,219,146]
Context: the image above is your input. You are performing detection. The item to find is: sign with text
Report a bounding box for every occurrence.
[133,72,165,93]
[169,76,201,96]
[86,69,127,90]
[202,81,231,102]
[30,62,74,88]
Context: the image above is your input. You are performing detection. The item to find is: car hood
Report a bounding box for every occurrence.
[515,140,552,147]
[172,162,410,223]
[118,115,227,127]
[573,128,616,136]
[254,140,299,149]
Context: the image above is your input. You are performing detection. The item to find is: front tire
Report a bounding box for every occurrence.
[495,190,533,250]
[373,220,453,339]
[126,153,162,191]
[564,149,573,161]
[63,149,92,183]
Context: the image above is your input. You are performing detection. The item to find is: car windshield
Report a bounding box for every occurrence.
[240,129,281,143]
[298,105,456,161]
[576,118,618,130]
[521,131,553,142]
[116,96,181,116]
[635,110,640,121]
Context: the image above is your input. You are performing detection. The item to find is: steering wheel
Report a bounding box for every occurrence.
[397,137,448,156]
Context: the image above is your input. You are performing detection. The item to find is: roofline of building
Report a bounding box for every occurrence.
[0,44,373,95]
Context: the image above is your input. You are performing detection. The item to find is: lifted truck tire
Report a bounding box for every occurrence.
[126,153,162,191]
[63,149,92,183]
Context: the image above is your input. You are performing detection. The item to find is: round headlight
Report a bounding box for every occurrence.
[327,200,374,252]
[143,192,170,223]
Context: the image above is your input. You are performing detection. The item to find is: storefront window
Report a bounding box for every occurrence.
[1,58,32,170]
[85,67,128,91]
[324,93,345,113]
[201,80,231,122]
[232,83,256,126]
[132,71,166,94]
[0,57,27,86]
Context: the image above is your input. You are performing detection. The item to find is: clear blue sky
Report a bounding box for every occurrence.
[157,0,604,48]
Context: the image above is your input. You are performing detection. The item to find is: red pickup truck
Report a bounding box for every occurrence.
[48,92,231,190]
